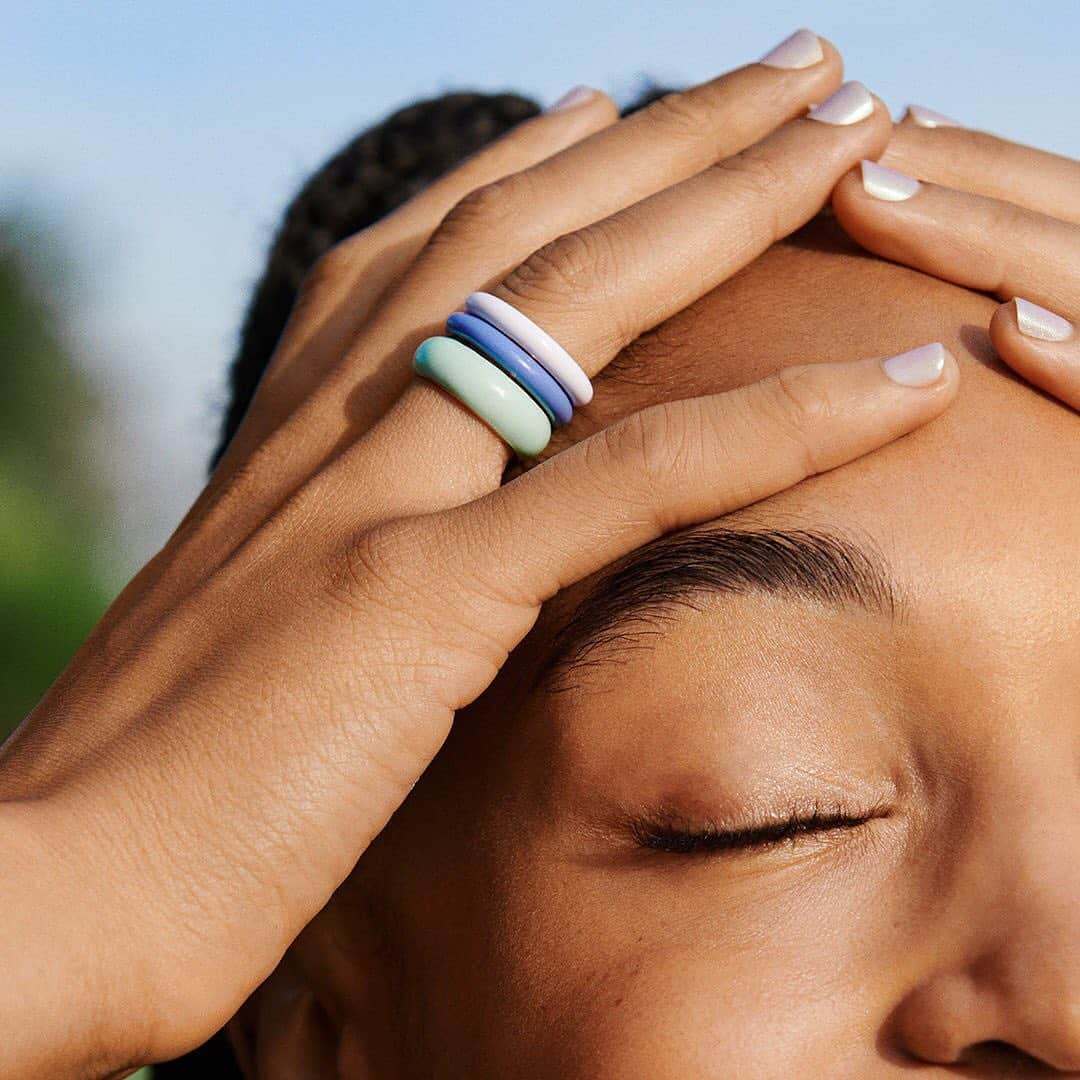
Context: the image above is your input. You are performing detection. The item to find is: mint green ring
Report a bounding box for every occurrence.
[413,335,552,457]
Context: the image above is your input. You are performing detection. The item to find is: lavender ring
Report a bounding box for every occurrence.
[464,291,594,407]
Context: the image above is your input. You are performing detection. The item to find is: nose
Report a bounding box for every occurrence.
[891,841,1080,1071]
[892,964,1080,1072]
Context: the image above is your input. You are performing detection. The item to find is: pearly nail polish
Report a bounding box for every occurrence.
[905,104,961,129]
[882,343,948,386]
[861,160,921,201]
[808,81,874,126]
[760,29,823,69]
[546,85,596,113]
[1015,298,1074,342]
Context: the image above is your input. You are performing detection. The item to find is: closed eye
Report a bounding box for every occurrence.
[630,804,888,856]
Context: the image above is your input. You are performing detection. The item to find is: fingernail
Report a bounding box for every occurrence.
[808,81,874,126]
[905,104,962,129]
[861,160,921,201]
[882,342,949,387]
[1015,298,1074,342]
[546,85,596,113]
[760,28,824,69]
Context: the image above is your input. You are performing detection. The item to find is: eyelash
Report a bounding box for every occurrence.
[630,805,883,856]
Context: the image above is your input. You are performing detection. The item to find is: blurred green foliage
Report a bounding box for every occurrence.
[0,216,113,738]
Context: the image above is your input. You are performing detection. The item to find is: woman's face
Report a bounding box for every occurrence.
[290,220,1080,1077]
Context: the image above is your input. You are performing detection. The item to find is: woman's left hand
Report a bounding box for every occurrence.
[831,116,1079,408]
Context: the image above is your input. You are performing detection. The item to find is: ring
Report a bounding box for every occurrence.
[464,291,594,407]
[446,312,574,426]
[413,335,552,458]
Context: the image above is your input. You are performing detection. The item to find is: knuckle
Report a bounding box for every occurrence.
[434,177,522,244]
[720,148,791,206]
[587,400,708,533]
[758,366,838,473]
[299,247,344,297]
[501,225,613,308]
[606,399,700,493]
[293,233,367,308]
[332,518,422,610]
[771,365,838,428]
[331,514,486,621]
[329,513,524,690]
[646,89,712,141]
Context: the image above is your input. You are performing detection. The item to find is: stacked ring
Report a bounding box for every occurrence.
[413,336,552,458]
[465,291,593,406]
[412,291,591,460]
[446,312,574,426]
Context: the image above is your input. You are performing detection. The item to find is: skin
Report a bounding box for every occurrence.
[0,30,1076,1076]
[833,139,1080,408]
[4,44,957,1077]
[256,224,1080,1078]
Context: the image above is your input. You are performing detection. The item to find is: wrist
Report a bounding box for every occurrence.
[0,798,152,1078]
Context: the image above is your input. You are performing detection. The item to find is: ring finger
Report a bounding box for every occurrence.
[242,31,845,502]
[332,83,892,523]
[221,88,622,469]
[121,31,848,630]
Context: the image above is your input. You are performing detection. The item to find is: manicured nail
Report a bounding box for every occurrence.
[1014,298,1074,342]
[760,28,823,69]
[546,85,596,113]
[882,342,949,387]
[808,81,874,126]
[905,104,962,129]
[861,160,921,202]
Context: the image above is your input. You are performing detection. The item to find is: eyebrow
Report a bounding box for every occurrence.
[534,527,900,695]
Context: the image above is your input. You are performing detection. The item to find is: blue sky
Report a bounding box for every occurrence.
[4,0,1078,575]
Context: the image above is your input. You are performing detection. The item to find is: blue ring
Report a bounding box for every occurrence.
[446,311,574,426]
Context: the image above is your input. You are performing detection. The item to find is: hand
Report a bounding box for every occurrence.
[0,42,959,1078]
[834,115,1079,408]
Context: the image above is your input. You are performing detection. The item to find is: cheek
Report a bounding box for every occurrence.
[387,853,889,1078]
[472,851,907,1080]
[494,939,873,1079]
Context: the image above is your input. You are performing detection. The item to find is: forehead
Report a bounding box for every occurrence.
[533,218,1080,641]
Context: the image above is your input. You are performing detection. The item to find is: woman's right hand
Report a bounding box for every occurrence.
[0,35,959,1078]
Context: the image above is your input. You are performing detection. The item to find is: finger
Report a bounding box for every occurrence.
[197,35,845,574]
[833,161,1080,316]
[496,87,889,362]
[240,31,844,477]
[401,343,959,707]
[394,29,844,307]
[881,111,1080,224]
[990,299,1080,411]
[104,94,621,645]
[220,88,619,470]
[342,85,892,520]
